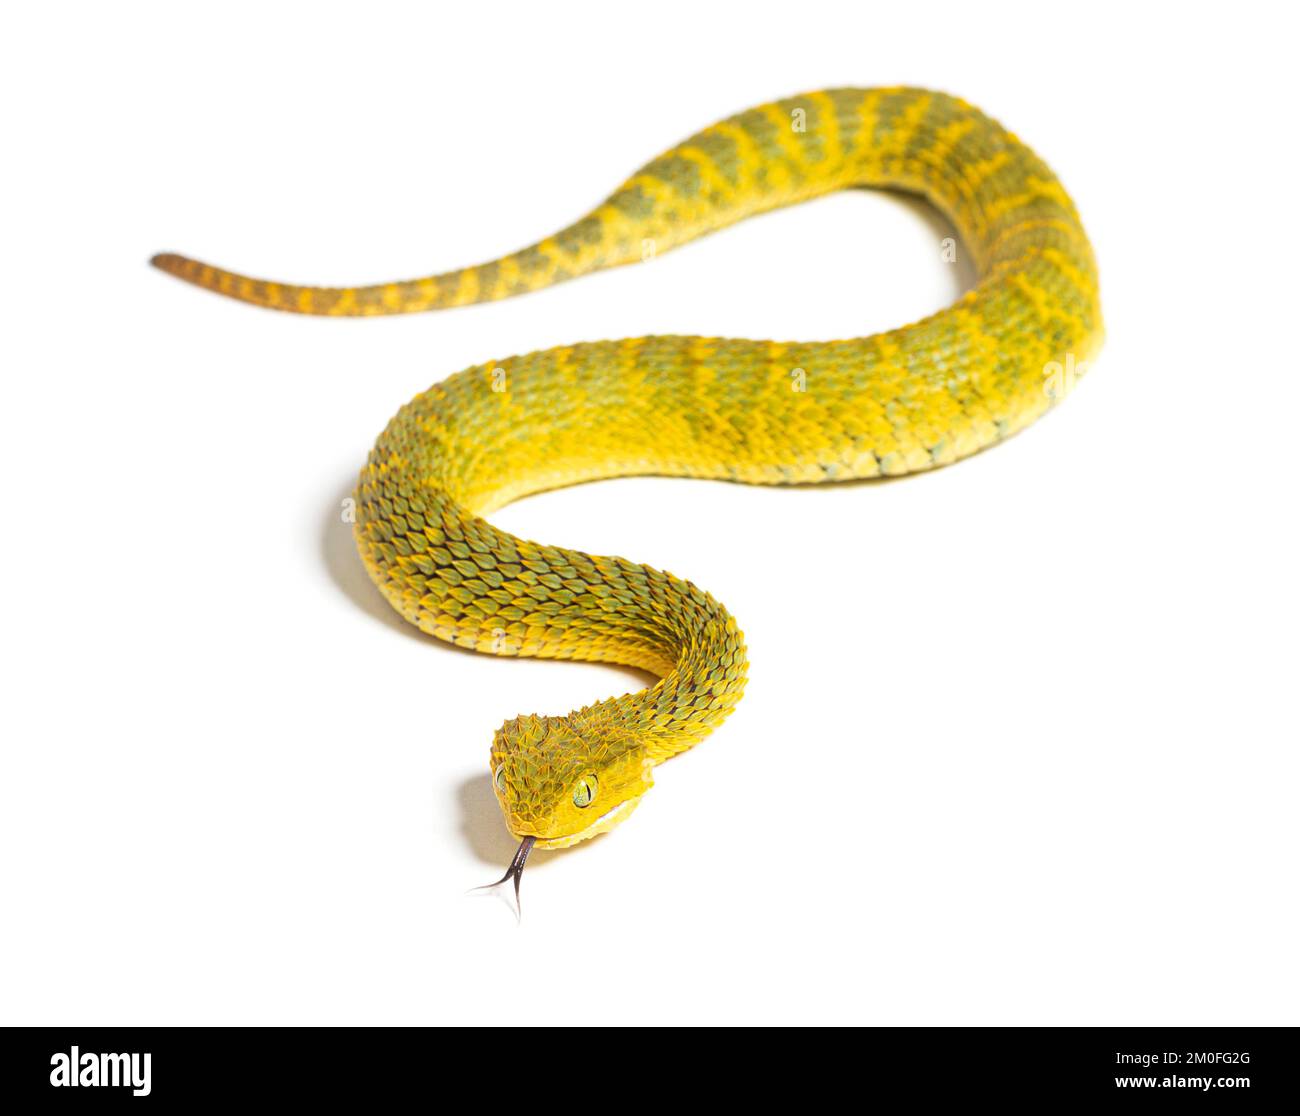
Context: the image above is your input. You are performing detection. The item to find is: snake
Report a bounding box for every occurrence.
[152,86,1103,910]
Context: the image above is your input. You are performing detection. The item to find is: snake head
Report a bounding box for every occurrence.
[489,712,654,849]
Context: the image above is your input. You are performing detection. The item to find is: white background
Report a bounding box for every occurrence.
[2,2,1295,1026]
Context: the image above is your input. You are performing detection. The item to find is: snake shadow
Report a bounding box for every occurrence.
[456,773,526,866]
[321,476,431,646]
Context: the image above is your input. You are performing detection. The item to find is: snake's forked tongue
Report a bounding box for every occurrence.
[469,836,536,921]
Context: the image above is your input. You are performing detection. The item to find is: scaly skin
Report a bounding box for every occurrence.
[153,87,1103,850]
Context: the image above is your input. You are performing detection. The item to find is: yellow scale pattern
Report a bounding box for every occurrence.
[153,87,1103,849]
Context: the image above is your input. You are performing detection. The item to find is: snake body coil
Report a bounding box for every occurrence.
[154,88,1103,855]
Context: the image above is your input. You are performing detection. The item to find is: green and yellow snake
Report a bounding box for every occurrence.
[153,86,1102,905]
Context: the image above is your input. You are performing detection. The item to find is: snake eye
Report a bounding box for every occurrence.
[572,775,598,809]
[494,765,507,795]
